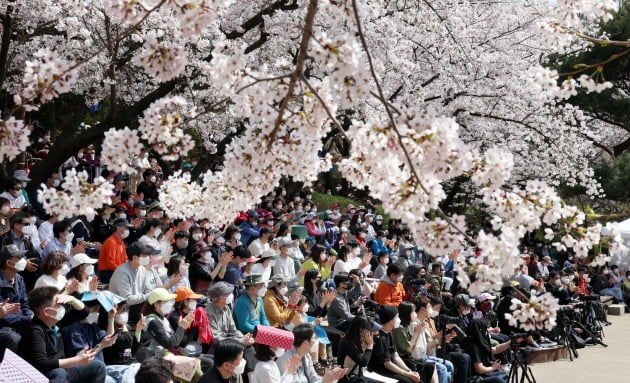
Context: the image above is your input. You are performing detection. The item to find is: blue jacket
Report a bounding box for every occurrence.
[232,294,269,334]
[370,238,392,256]
[238,221,260,246]
[0,270,34,330]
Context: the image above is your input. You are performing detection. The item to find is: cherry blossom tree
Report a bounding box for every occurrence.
[0,0,626,327]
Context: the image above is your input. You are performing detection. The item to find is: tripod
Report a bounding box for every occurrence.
[508,348,536,383]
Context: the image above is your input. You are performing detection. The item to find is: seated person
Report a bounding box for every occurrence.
[263,274,300,328]
[135,356,175,383]
[19,286,106,383]
[327,273,363,332]
[337,316,382,383]
[276,323,347,383]
[251,342,292,383]
[61,298,117,363]
[233,274,270,334]
[368,305,421,383]
[374,263,407,307]
[102,304,146,366]
[0,244,34,351]
[198,339,247,383]
[136,288,194,361]
[464,318,510,383]
[109,242,153,322]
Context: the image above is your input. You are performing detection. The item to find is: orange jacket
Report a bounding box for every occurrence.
[374,278,406,307]
[98,234,127,271]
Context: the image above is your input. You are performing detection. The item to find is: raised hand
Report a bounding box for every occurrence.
[285,354,302,375]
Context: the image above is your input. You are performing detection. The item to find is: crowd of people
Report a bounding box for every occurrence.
[0,163,627,383]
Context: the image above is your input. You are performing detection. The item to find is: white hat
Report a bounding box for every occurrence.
[70,253,98,269]
[261,249,276,259]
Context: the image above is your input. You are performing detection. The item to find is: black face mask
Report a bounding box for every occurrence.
[316,280,324,288]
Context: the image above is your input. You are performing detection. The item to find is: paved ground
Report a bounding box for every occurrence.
[528,313,629,381]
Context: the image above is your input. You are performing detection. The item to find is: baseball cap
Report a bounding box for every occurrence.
[148,288,177,304]
[70,253,98,269]
[174,287,203,302]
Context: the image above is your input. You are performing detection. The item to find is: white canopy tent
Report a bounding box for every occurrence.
[607,218,630,271]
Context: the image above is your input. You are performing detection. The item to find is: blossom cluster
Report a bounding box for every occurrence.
[37,169,114,221]
[100,127,144,174]
[505,293,560,331]
[0,117,31,162]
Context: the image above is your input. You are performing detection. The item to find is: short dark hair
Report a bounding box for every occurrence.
[142,169,156,180]
[9,212,29,229]
[254,343,275,362]
[174,230,189,240]
[431,262,443,272]
[166,256,184,277]
[135,357,175,383]
[41,251,68,275]
[233,245,250,260]
[29,286,59,314]
[413,295,430,312]
[214,339,245,367]
[5,179,22,191]
[386,263,402,276]
[334,272,350,287]
[292,323,314,348]
[427,294,443,306]
[53,220,71,238]
[398,301,415,327]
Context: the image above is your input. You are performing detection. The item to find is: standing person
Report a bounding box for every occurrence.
[98,218,134,283]
[20,286,106,383]
[369,305,421,383]
[232,274,270,334]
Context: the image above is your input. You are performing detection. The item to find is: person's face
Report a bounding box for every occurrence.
[384,314,398,331]
[176,237,188,248]
[14,216,30,235]
[10,184,22,198]
[311,274,321,286]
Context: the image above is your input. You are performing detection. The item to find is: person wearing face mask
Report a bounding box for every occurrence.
[451,294,475,331]
[34,251,72,292]
[139,218,166,258]
[93,207,115,243]
[304,213,325,241]
[61,298,118,364]
[239,211,261,247]
[392,302,439,383]
[368,305,421,383]
[20,206,42,253]
[247,227,272,258]
[233,274,270,334]
[66,253,99,295]
[263,275,300,328]
[109,242,155,323]
[251,341,294,383]
[218,245,250,287]
[369,231,392,259]
[0,197,11,236]
[166,287,214,370]
[206,282,257,369]
[327,273,360,332]
[164,256,189,293]
[189,242,217,293]
[299,245,335,287]
[171,230,191,260]
[102,304,148,369]
[136,169,159,205]
[276,324,347,383]
[577,267,593,296]
[374,263,407,307]
[187,224,206,260]
[0,244,36,351]
[43,220,83,258]
[20,286,105,382]
[0,179,26,209]
[137,288,195,361]
[373,251,390,280]
[98,218,134,283]
[1,212,40,290]
[198,339,248,383]
[33,172,61,217]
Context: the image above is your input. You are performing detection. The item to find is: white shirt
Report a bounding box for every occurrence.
[273,255,296,279]
[248,238,270,257]
[34,274,67,291]
[38,220,54,244]
[0,191,25,209]
[252,360,294,383]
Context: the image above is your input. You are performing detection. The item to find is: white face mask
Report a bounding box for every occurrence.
[233,358,247,375]
[121,229,130,239]
[216,236,226,244]
[239,261,247,268]
[52,179,61,188]
[302,304,309,313]
[204,252,213,263]
[47,305,66,321]
[274,348,285,358]
[397,275,403,282]
[429,307,439,318]
[22,226,33,236]
[160,301,174,315]
[394,317,401,328]
[257,288,266,297]
[383,258,390,264]
[86,311,100,324]
[85,265,95,275]
[462,309,471,316]
[225,294,234,305]
[153,228,162,237]
[376,220,383,225]
[139,256,150,266]
[116,312,129,325]
[59,264,70,276]
[192,233,202,241]
[234,233,241,241]
[13,258,27,272]
[0,206,9,215]
[65,232,75,243]
[320,254,327,262]
[188,301,197,311]
[279,286,288,296]
[29,217,37,225]
[353,248,361,256]
[359,232,366,238]
[150,176,157,183]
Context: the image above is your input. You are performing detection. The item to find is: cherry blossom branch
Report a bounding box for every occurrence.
[269,0,318,144]
[351,0,475,244]
[558,47,630,77]
[300,74,351,143]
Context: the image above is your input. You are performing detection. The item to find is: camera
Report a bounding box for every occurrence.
[439,314,460,325]
[579,294,599,302]
[409,278,427,286]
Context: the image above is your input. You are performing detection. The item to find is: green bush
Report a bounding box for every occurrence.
[312,192,390,226]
